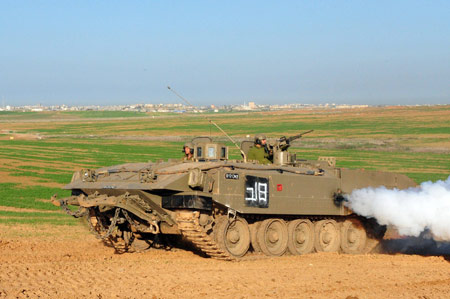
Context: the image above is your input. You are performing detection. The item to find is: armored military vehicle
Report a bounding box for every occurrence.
[53,132,416,260]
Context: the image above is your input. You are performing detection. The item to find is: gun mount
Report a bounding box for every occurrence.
[270,130,313,165]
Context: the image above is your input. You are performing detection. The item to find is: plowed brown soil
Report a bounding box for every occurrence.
[1,225,450,298]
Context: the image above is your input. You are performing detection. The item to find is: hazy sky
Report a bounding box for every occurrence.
[1,1,449,106]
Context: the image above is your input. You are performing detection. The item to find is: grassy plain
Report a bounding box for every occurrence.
[0,105,449,226]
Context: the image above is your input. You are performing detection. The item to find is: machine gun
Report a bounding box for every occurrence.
[270,130,314,165]
[272,130,314,152]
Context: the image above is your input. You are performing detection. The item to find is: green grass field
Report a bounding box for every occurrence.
[0,106,449,226]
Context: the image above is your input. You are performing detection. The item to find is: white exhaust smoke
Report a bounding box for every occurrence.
[345,176,450,240]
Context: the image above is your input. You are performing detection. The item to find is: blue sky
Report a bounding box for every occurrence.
[1,1,449,106]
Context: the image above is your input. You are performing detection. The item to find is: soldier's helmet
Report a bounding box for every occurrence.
[254,134,266,145]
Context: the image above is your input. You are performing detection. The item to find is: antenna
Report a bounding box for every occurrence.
[167,86,246,160]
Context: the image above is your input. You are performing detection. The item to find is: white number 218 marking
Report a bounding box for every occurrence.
[246,182,268,204]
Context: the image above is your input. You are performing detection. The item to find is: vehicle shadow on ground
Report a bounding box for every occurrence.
[381,237,450,262]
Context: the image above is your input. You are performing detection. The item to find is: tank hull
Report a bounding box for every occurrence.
[55,160,416,259]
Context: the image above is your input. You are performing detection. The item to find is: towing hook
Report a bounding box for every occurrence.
[150,221,160,234]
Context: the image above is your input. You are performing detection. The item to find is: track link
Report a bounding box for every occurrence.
[176,211,235,261]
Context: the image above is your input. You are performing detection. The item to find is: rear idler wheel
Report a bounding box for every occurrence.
[257,219,288,256]
[287,219,315,255]
[314,219,340,252]
[340,219,367,254]
[363,219,387,253]
[215,217,251,258]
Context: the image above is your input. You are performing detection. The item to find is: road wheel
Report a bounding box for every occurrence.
[362,218,387,253]
[215,217,250,257]
[257,219,288,256]
[249,222,261,253]
[314,219,340,252]
[287,219,315,255]
[341,219,367,254]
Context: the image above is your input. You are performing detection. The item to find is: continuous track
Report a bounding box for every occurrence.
[176,211,235,261]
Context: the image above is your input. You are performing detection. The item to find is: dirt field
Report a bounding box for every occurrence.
[1,107,449,298]
[1,225,450,298]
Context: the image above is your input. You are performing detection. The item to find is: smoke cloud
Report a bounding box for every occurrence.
[345,176,450,240]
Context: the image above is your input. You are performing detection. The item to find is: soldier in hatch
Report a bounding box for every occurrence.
[247,134,272,164]
[182,142,194,161]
